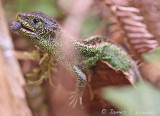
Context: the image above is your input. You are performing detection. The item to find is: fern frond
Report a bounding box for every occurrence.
[105,0,159,59]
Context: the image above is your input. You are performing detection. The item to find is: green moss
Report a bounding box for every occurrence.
[25,49,57,87]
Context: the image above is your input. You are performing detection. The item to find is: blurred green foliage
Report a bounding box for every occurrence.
[143,49,160,69]
[80,16,101,36]
[101,81,160,116]
[17,0,60,16]
[143,49,160,62]
[3,0,63,22]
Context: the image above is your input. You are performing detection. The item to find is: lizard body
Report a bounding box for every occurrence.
[12,11,139,107]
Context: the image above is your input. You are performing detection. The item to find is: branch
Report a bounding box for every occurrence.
[0,1,32,116]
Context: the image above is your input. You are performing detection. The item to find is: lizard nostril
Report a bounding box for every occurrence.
[18,14,22,18]
[16,14,22,20]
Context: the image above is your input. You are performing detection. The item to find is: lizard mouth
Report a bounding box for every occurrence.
[19,22,37,36]
[12,20,34,33]
[21,24,34,33]
[19,24,37,37]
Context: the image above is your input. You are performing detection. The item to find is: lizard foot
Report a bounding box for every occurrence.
[69,91,83,108]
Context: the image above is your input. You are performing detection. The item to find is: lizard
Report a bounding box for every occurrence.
[12,11,141,108]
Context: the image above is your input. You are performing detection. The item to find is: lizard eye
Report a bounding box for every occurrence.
[33,18,39,24]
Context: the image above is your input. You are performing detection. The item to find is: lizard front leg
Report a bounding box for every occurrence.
[69,66,87,108]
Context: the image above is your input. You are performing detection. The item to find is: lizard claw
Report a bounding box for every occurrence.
[68,91,83,108]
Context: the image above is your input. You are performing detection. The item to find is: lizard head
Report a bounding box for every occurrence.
[13,11,60,53]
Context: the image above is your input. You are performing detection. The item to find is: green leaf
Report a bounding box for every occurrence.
[101,81,160,116]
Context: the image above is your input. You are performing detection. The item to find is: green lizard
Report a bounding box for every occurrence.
[12,11,141,108]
